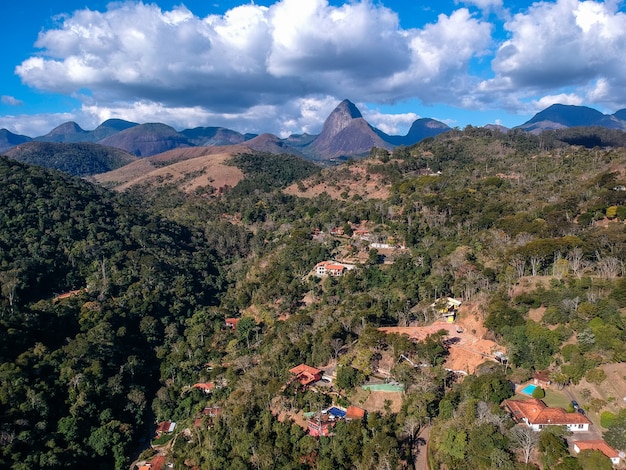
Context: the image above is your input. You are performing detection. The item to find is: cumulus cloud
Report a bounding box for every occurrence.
[14,0,492,134]
[1,95,23,106]
[486,0,626,108]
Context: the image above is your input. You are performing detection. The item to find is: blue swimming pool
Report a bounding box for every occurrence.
[520,384,537,395]
[327,407,346,418]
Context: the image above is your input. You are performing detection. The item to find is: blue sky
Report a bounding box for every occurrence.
[2,0,626,137]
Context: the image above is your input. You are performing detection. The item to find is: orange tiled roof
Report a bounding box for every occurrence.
[504,399,590,426]
[289,364,322,385]
[574,440,619,459]
[192,382,215,391]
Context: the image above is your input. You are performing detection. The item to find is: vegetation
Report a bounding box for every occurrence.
[1,126,626,469]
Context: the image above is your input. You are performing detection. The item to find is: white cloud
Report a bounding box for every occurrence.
[487,0,626,105]
[1,95,23,106]
[531,93,584,112]
[14,0,493,134]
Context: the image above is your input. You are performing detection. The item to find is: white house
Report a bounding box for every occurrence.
[573,440,621,466]
[503,398,591,432]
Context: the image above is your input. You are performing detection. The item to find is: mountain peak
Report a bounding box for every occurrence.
[316,100,363,144]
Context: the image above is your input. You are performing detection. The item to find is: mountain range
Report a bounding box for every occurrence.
[3,101,626,162]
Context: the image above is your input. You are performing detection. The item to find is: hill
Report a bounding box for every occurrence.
[0,128,31,153]
[0,156,225,469]
[2,128,626,468]
[98,122,193,156]
[519,104,626,133]
[4,141,138,176]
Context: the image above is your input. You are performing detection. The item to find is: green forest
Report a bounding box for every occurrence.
[1,127,626,469]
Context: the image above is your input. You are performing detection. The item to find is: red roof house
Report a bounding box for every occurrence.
[225,318,240,329]
[307,415,334,437]
[289,364,322,386]
[573,440,621,465]
[192,382,215,394]
[155,421,176,437]
[503,399,590,432]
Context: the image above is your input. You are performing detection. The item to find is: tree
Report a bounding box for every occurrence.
[604,408,626,451]
[510,425,539,464]
[335,365,362,390]
[236,317,256,348]
[577,449,612,470]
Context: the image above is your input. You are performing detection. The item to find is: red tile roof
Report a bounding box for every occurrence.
[289,364,322,386]
[573,440,620,459]
[504,399,590,426]
[192,382,215,392]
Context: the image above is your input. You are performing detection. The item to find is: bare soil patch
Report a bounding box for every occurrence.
[379,314,504,374]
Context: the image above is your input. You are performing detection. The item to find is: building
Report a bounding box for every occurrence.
[503,398,591,432]
[192,382,215,394]
[289,364,323,387]
[314,261,353,277]
[225,318,240,329]
[573,440,621,466]
[155,421,176,437]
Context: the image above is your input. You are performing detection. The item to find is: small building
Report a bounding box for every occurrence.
[533,370,551,387]
[192,382,215,394]
[573,440,621,466]
[225,318,240,329]
[289,364,323,387]
[307,415,334,437]
[503,398,590,432]
[314,261,353,277]
[155,421,176,437]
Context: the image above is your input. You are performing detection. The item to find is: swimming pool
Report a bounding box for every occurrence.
[520,384,537,395]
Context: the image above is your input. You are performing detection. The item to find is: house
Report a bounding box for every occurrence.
[192,382,215,394]
[329,227,344,236]
[289,364,323,387]
[315,261,350,277]
[503,399,590,432]
[225,318,240,329]
[352,229,370,240]
[155,421,176,437]
[573,440,621,466]
[307,415,334,437]
[533,370,552,387]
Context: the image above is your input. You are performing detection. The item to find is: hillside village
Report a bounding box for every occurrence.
[1,124,626,470]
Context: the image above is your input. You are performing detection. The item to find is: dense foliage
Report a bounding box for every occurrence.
[1,127,626,469]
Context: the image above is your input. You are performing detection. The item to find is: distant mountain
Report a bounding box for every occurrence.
[35,121,91,143]
[91,119,139,141]
[380,118,450,146]
[180,126,252,146]
[307,99,393,160]
[244,133,304,156]
[4,141,138,176]
[0,129,31,153]
[484,124,510,133]
[518,104,626,133]
[612,109,626,121]
[7,101,626,164]
[98,123,192,156]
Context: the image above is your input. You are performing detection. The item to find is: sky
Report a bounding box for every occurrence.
[2,0,626,138]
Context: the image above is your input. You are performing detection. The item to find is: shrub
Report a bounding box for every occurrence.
[531,386,545,399]
[600,411,616,428]
[584,368,607,385]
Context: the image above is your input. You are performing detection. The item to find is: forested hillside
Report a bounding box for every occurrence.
[1,127,626,469]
